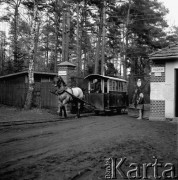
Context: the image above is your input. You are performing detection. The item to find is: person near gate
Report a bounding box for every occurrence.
[132,79,145,119]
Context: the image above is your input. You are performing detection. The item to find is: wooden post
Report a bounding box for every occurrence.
[107,80,109,93]
[88,81,91,93]
[101,79,104,93]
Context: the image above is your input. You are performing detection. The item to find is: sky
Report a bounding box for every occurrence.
[0,0,178,35]
[159,0,178,27]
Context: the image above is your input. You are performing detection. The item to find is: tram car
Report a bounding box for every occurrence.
[84,74,128,114]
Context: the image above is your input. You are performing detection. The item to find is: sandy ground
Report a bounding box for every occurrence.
[0,105,177,180]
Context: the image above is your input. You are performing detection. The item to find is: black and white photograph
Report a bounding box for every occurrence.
[0,0,177,179]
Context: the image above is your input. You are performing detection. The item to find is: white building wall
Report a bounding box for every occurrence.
[165,61,178,118]
[150,82,165,101]
[150,63,166,120]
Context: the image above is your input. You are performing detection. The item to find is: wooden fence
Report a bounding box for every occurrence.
[0,83,28,107]
[0,82,58,109]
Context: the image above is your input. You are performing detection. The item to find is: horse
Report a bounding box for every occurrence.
[53,76,84,118]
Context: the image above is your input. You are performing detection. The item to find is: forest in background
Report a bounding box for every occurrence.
[0,0,178,78]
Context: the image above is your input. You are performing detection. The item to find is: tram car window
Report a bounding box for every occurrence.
[109,81,112,91]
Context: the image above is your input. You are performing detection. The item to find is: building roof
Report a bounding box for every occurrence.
[150,43,178,60]
[58,61,76,67]
[0,71,57,79]
[84,74,127,82]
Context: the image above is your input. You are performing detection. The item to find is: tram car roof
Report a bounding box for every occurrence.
[84,74,127,82]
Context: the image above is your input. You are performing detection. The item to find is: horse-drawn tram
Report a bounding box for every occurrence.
[84,74,128,114]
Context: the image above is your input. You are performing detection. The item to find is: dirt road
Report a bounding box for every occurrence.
[0,108,177,180]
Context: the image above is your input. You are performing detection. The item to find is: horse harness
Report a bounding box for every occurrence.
[55,87,67,95]
[54,87,75,101]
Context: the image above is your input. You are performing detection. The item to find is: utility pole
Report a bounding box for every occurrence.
[101,0,106,76]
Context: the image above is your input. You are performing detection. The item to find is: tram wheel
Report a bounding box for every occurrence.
[117,108,122,114]
[94,110,99,115]
[105,110,112,116]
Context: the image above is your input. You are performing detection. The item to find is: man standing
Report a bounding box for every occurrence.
[132,79,144,119]
[137,92,144,119]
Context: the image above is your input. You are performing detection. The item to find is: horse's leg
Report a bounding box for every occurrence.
[57,101,62,117]
[80,102,84,112]
[60,106,63,117]
[60,105,67,118]
[63,105,67,118]
[77,102,80,118]
[62,99,68,118]
[57,101,60,114]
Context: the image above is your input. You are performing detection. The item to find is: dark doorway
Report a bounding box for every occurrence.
[176,70,178,117]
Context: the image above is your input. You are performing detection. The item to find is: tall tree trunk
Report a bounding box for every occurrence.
[123,0,131,80]
[14,5,18,69]
[46,31,49,66]
[76,1,81,77]
[54,24,58,72]
[3,37,5,74]
[0,40,4,75]
[13,0,22,72]
[34,21,40,69]
[94,7,103,74]
[46,13,50,66]
[65,4,70,62]
[62,7,66,62]
[54,0,60,72]
[82,0,87,77]
[24,0,38,110]
[101,0,106,76]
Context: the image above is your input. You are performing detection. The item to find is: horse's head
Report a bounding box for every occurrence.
[53,76,66,88]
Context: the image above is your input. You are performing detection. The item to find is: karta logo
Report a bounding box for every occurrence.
[105,157,178,179]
